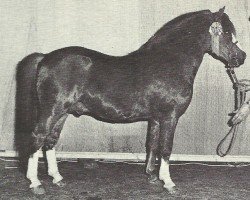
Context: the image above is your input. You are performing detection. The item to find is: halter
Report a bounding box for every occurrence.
[216,67,250,157]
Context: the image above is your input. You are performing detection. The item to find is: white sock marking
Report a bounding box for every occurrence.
[46,148,63,184]
[159,158,175,189]
[26,150,41,188]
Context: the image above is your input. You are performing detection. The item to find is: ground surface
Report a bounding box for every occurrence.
[1,159,250,200]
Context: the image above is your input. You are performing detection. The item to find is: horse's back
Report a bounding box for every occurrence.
[37,46,133,97]
[36,47,148,121]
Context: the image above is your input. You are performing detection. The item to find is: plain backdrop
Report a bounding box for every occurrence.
[0,0,249,155]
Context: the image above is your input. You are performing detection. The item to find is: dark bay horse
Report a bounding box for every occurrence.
[16,7,246,195]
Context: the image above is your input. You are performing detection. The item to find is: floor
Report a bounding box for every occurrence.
[1,159,250,200]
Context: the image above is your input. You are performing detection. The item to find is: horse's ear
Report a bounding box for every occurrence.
[214,6,225,21]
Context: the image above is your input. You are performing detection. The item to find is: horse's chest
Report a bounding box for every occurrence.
[150,83,193,112]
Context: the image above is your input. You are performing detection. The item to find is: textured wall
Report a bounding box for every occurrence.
[0,0,249,156]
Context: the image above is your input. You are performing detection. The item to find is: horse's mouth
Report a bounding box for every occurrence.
[227,58,241,68]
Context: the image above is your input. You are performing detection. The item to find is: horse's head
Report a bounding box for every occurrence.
[208,7,246,68]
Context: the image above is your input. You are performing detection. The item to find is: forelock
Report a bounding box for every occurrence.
[221,13,236,35]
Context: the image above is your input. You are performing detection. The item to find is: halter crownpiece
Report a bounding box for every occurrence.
[209,22,223,55]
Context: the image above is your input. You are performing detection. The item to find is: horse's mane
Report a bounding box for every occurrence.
[139,10,212,51]
[138,9,235,52]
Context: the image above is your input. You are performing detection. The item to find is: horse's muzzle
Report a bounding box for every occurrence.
[229,51,246,68]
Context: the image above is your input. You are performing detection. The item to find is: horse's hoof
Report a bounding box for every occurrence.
[148,174,159,183]
[30,185,46,195]
[55,180,66,187]
[164,185,176,195]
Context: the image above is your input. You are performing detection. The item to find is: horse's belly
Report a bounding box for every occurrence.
[75,94,149,122]
[89,103,148,122]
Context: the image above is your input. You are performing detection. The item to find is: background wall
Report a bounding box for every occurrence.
[0,0,249,156]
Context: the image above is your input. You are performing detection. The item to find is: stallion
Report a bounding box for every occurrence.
[15,7,246,195]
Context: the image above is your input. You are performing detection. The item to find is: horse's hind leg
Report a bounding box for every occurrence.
[46,148,65,186]
[26,148,44,193]
[158,111,178,194]
[26,149,45,194]
[26,107,52,194]
[44,113,68,186]
[146,120,160,183]
[27,102,68,194]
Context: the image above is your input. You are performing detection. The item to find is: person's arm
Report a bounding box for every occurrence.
[230,79,250,125]
[231,99,250,125]
[237,80,250,92]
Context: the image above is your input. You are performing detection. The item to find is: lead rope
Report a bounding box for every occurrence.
[216,69,247,157]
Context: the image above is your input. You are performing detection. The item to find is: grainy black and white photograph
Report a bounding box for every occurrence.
[0,0,250,199]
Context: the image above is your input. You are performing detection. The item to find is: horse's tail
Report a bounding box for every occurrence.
[15,53,44,171]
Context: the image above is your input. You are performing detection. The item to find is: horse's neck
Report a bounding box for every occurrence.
[181,53,204,84]
[179,34,210,84]
[136,33,209,84]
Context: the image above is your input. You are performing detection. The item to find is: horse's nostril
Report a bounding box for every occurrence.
[231,57,239,67]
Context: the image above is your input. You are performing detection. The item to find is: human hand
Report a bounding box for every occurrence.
[231,102,250,125]
[236,79,250,92]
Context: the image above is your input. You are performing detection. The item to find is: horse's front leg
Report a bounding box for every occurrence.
[159,112,178,194]
[146,120,160,183]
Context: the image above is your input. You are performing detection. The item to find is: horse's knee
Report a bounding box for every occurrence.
[159,142,173,159]
[159,135,174,158]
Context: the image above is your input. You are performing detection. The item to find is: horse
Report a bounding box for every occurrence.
[15,7,246,195]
